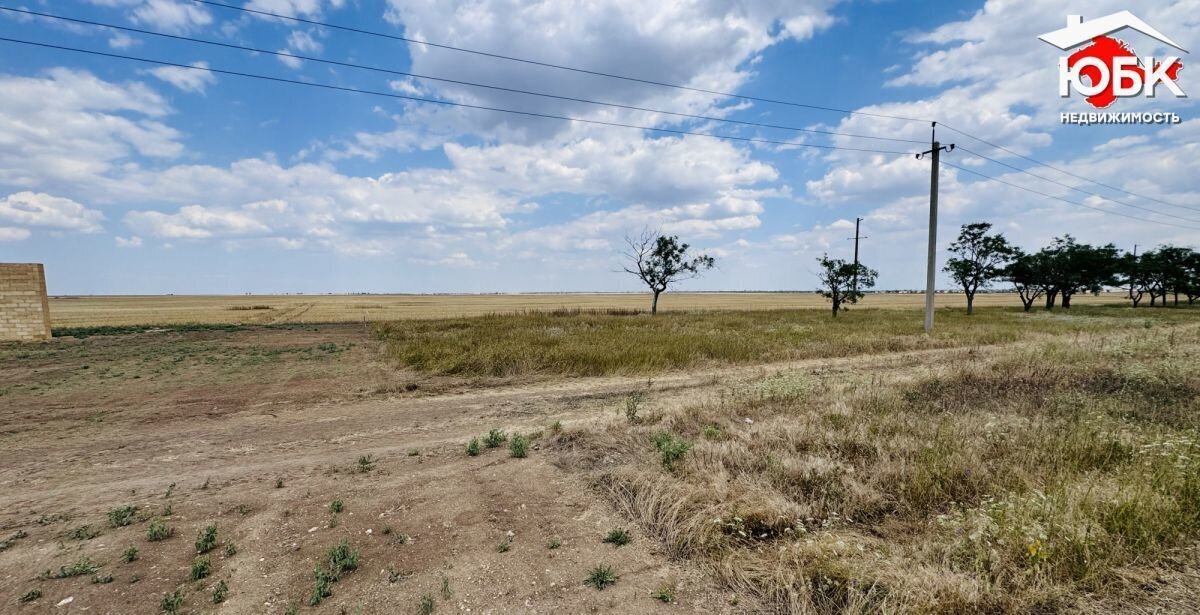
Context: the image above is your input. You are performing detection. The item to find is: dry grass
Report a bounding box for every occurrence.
[550,316,1200,613]
[47,291,1131,328]
[375,306,1191,377]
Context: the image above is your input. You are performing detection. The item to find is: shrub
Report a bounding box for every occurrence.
[356,454,375,473]
[418,593,435,614]
[147,520,173,541]
[484,429,507,448]
[51,557,98,578]
[509,434,529,458]
[212,579,228,604]
[329,499,344,514]
[108,505,139,528]
[651,432,691,468]
[19,589,40,603]
[122,545,139,562]
[224,541,237,557]
[624,392,644,423]
[161,589,184,614]
[191,556,211,580]
[195,524,218,554]
[466,438,480,456]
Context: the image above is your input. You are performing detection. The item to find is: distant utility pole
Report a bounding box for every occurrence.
[847,217,868,294]
[916,122,954,334]
[1129,243,1138,300]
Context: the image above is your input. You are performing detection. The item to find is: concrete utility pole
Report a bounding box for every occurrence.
[917,123,954,334]
[847,217,868,295]
[1129,243,1138,300]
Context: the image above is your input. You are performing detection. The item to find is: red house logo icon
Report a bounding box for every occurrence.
[1039,12,1187,109]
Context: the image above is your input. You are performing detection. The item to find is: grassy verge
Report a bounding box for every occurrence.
[550,321,1200,613]
[375,306,1197,377]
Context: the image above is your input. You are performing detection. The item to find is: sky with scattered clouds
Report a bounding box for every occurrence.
[0,0,1197,294]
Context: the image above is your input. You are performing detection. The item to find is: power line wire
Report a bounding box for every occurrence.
[939,160,1200,231]
[0,36,922,156]
[0,5,924,145]
[940,122,1200,214]
[191,0,930,124]
[957,145,1200,223]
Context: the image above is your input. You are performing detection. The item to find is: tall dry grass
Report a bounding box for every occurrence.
[550,319,1200,613]
[376,306,1197,377]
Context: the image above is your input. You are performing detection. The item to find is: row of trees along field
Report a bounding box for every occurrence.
[945,222,1200,313]
[622,225,1199,317]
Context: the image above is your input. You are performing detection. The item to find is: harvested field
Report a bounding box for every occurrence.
[47,291,1131,328]
[1,305,1197,614]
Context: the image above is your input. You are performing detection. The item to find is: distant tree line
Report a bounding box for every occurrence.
[621,225,1197,317]
[945,222,1200,312]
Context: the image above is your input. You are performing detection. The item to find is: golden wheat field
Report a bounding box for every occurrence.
[47,291,1131,327]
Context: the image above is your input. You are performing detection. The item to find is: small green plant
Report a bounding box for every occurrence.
[651,432,691,468]
[285,606,298,615]
[496,540,511,553]
[275,478,284,488]
[652,585,676,603]
[484,429,506,448]
[195,524,218,554]
[212,579,229,604]
[122,545,139,562]
[147,520,173,541]
[356,454,376,473]
[585,565,618,590]
[509,434,529,458]
[329,499,344,513]
[465,438,480,456]
[550,420,563,434]
[191,556,212,580]
[162,503,173,517]
[310,568,334,606]
[326,540,360,578]
[91,573,114,584]
[108,505,140,528]
[603,528,631,546]
[623,391,644,423]
[161,589,184,614]
[382,526,393,535]
[19,589,40,603]
[328,514,339,529]
[418,593,435,614]
[441,575,451,599]
[51,556,98,578]
[0,529,28,551]
[164,482,176,498]
[387,566,402,583]
[547,539,561,549]
[224,541,237,557]
[702,424,722,440]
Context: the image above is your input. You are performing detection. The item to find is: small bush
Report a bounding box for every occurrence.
[418,593,435,614]
[122,545,139,562]
[356,454,375,473]
[191,556,212,580]
[108,505,140,528]
[51,557,98,578]
[310,540,359,606]
[19,589,40,603]
[329,499,344,514]
[651,432,691,468]
[603,528,631,546]
[224,541,237,557]
[547,539,562,549]
[161,589,184,614]
[212,579,228,604]
[275,478,284,488]
[624,392,644,423]
[441,575,452,599]
[496,540,511,553]
[509,434,529,458]
[702,424,722,440]
[195,524,218,554]
[66,524,101,540]
[585,565,618,590]
[484,429,507,448]
[651,585,676,603]
[147,520,173,541]
[466,438,480,456]
[91,573,114,584]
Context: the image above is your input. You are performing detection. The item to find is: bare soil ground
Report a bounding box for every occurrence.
[0,324,768,614]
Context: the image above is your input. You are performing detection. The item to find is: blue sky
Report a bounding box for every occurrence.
[0,0,1197,294]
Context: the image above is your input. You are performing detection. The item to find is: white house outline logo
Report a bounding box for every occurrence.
[1039,11,1187,109]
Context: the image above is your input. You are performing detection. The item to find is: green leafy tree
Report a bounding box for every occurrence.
[1035,236,1120,309]
[622,231,715,315]
[1002,249,1046,312]
[943,222,1017,315]
[816,255,877,317]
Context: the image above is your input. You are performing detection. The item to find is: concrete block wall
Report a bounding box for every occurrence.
[0,263,52,341]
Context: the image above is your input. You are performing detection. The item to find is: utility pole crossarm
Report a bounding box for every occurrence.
[916,122,955,334]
